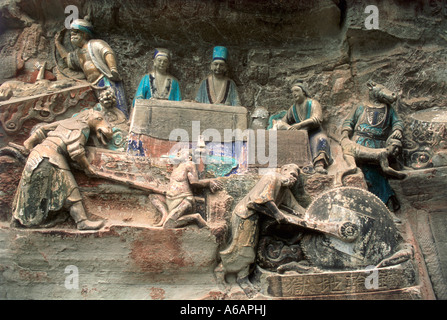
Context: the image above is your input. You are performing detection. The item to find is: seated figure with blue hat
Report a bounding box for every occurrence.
[54,16,129,119]
[133,48,182,107]
[195,46,241,106]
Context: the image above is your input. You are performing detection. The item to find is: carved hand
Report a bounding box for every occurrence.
[209,179,224,193]
[54,29,66,44]
[109,68,121,82]
[288,123,302,131]
[340,130,350,141]
[389,129,402,140]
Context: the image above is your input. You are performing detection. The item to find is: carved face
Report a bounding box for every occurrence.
[70,29,88,48]
[367,82,397,105]
[87,111,113,145]
[210,60,227,76]
[99,89,116,109]
[170,148,192,164]
[387,141,402,157]
[291,85,306,103]
[153,56,170,72]
[280,164,300,187]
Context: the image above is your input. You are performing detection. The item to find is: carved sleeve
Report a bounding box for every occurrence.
[66,129,88,163]
[67,50,82,71]
[134,74,150,101]
[342,105,363,134]
[306,100,323,128]
[390,108,404,132]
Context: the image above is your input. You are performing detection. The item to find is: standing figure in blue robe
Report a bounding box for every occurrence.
[55,16,129,119]
[133,48,182,107]
[195,46,241,106]
[281,82,333,174]
[341,81,404,212]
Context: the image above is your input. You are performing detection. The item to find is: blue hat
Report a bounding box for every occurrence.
[213,46,228,62]
[153,48,171,59]
[70,18,94,37]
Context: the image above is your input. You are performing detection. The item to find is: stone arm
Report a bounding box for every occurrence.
[291,100,323,131]
[67,133,96,176]
[341,105,364,139]
[380,155,406,179]
[388,108,404,140]
[23,122,60,152]
[54,30,69,61]
[74,152,96,176]
[134,75,150,102]
[248,201,288,224]
[186,163,223,193]
[99,44,121,81]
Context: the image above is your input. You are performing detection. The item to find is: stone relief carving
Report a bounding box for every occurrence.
[55,16,129,118]
[11,109,112,230]
[195,46,241,106]
[133,48,182,105]
[339,81,405,213]
[270,82,333,175]
[1,4,445,301]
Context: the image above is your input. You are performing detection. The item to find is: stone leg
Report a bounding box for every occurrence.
[149,194,168,227]
[163,198,206,228]
[70,201,104,230]
[334,154,358,187]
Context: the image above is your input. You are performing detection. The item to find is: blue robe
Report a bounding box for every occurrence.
[283,99,332,167]
[195,76,240,106]
[133,73,182,106]
[342,104,404,205]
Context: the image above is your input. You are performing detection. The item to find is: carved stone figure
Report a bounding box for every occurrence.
[54,16,129,118]
[335,137,407,188]
[276,82,332,174]
[11,109,113,230]
[195,46,241,106]
[151,148,223,228]
[92,87,129,151]
[341,81,404,211]
[133,48,182,107]
[216,164,305,297]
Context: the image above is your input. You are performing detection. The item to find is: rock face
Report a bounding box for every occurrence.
[0,0,447,300]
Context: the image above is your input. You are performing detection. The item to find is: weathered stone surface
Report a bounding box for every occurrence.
[247,130,313,169]
[0,223,220,299]
[263,263,417,298]
[391,167,447,300]
[130,99,248,141]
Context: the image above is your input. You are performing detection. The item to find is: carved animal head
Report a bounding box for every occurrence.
[385,138,403,158]
[280,163,300,187]
[86,110,113,145]
[367,81,397,105]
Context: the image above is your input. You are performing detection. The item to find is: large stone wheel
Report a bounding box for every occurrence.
[300,187,401,270]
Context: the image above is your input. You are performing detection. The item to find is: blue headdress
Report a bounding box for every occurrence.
[212,46,228,62]
[153,48,171,60]
[70,18,94,37]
